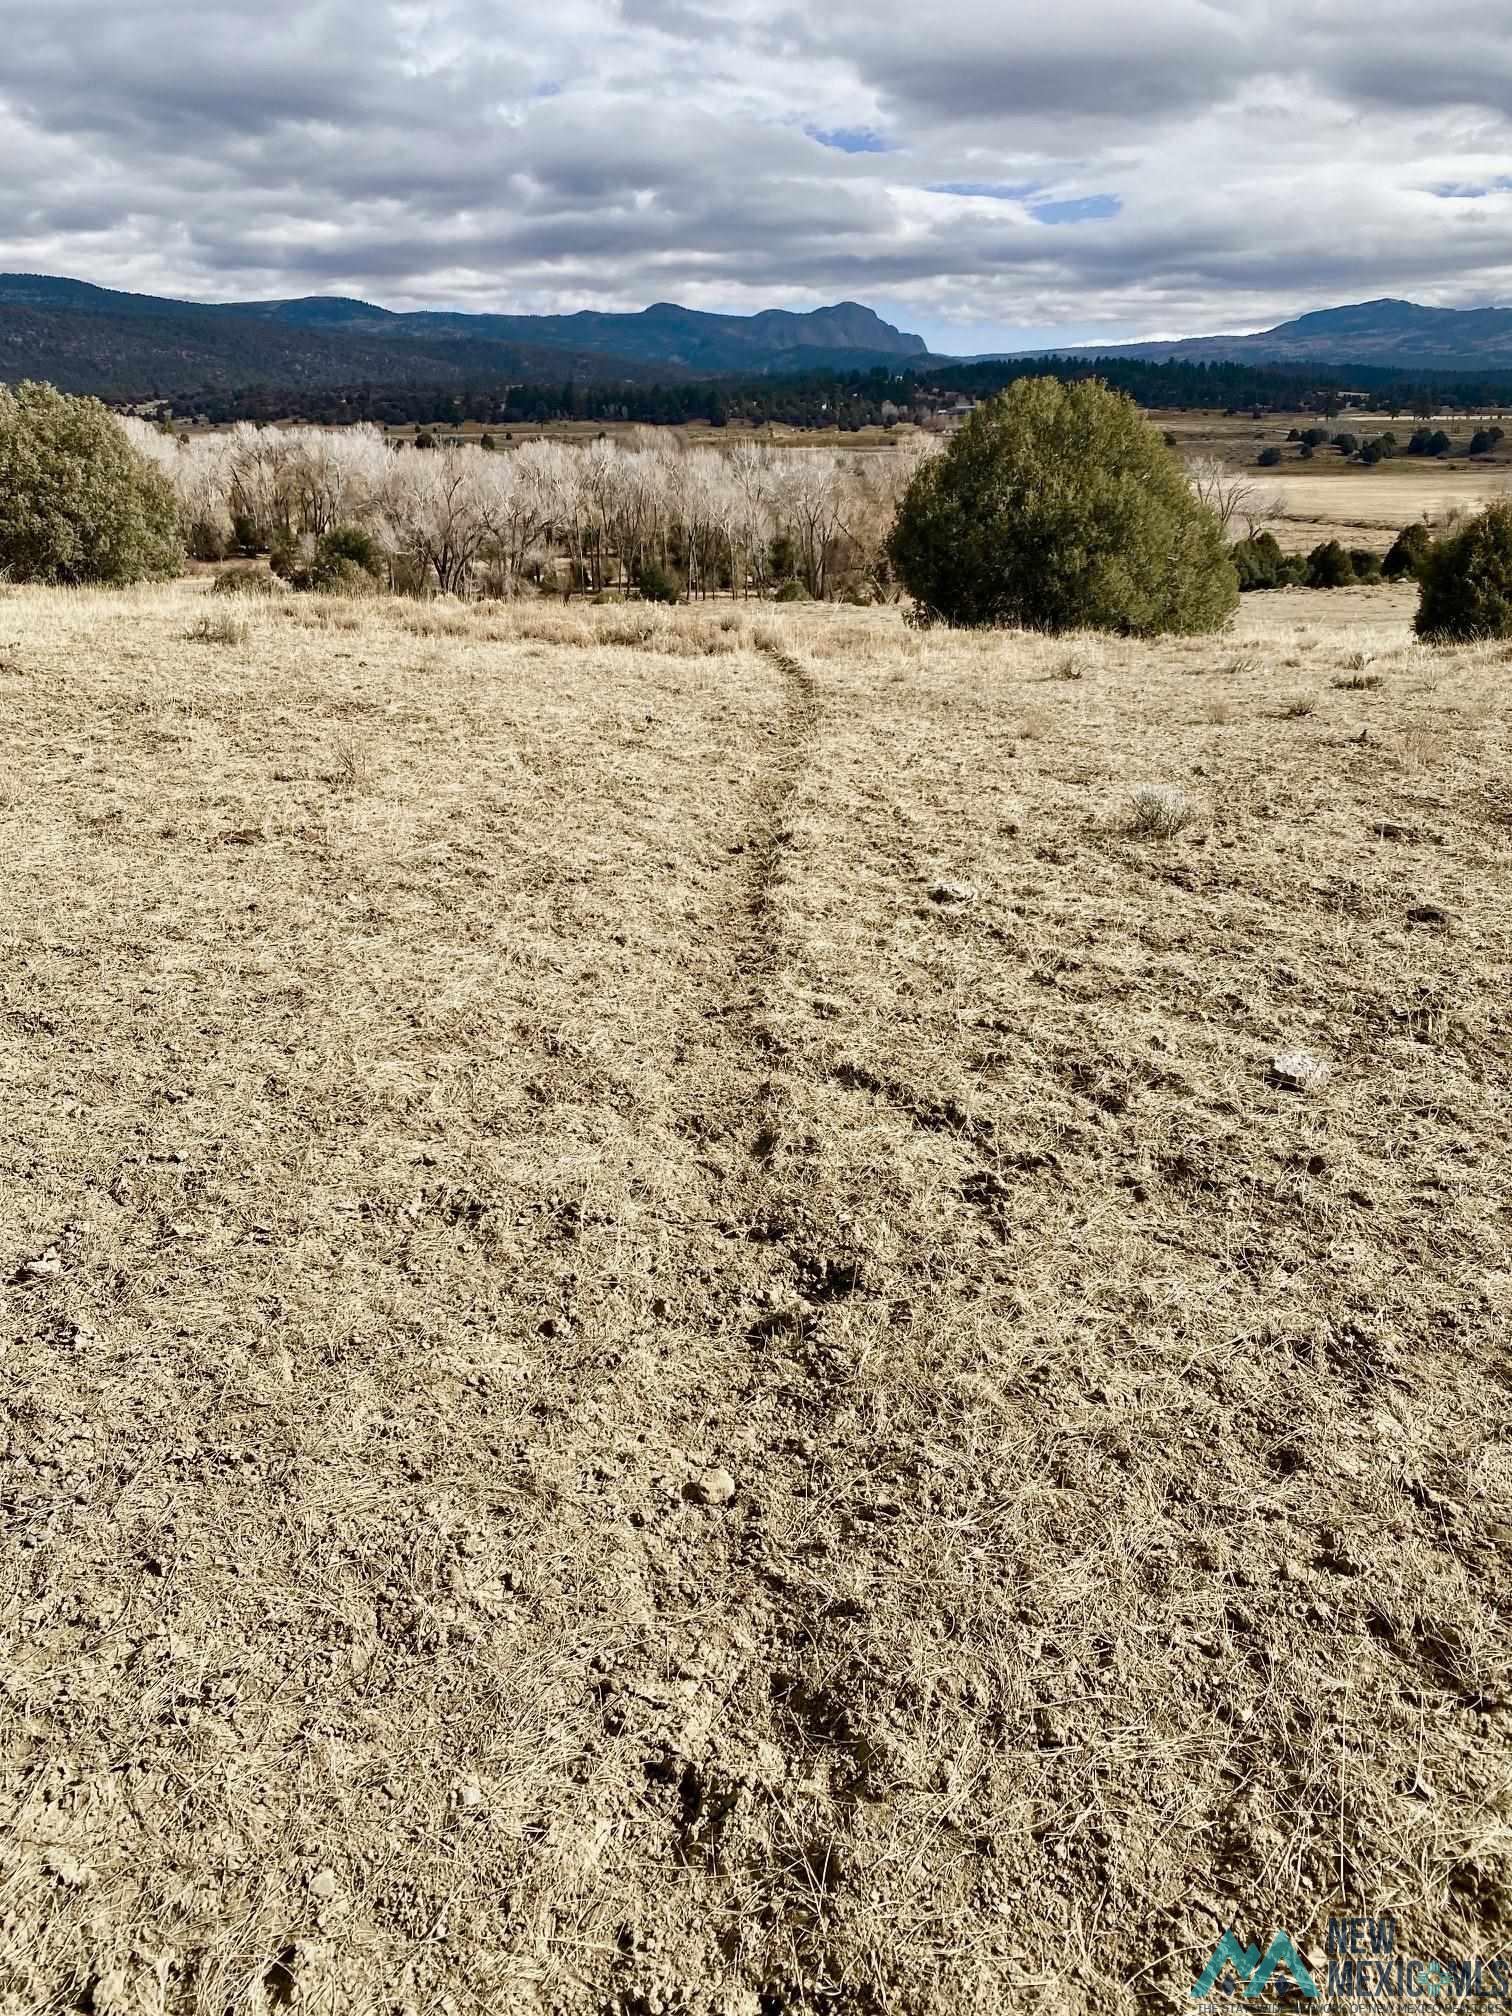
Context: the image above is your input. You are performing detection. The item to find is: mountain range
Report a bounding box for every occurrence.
[3,277,1512,403]
[996,298,1512,369]
[0,274,924,398]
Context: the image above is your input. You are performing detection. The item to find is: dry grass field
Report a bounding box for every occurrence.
[1268,470,1510,541]
[1,579,1509,2014]
[1156,410,1512,552]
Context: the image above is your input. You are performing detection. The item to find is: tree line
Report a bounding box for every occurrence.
[116,411,932,601]
[6,377,1510,644]
[151,355,1512,434]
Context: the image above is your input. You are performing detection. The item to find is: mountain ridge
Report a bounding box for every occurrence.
[7,277,1512,405]
[0,273,925,398]
[981,297,1512,367]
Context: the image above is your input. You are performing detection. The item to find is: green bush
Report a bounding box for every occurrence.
[773,579,811,603]
[1230,533,1311,591]
[886,377,1238,635]
[268,532,301,580]
[1230,530,1286,590]
[1349,548,1384,582]
[1415,501,1512,642]
[1257,446,1282,468]
[1305,540,1354,589]
[635,559,682,604]
[188,518,228,562]
[1408,428,1453,458]
[768,533,798,580]
[210,567,281,597]
[0,381,182,585]
[315,524,384,579]
[300,554,381,596]
[1382,522,1433,582]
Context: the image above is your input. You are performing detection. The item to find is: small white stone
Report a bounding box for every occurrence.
[1271,1050,1330,1093]
[689,1467,736,1507]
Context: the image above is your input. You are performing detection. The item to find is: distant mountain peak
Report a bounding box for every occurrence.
[0,271,928,397]
[985,296,1512,368]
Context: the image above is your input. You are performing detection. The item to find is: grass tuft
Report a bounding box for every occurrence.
[1127,784,1195,837]
[186,612,250,646]
[1050,646,1094,681]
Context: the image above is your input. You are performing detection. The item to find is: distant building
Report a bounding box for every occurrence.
[923,398,980,433]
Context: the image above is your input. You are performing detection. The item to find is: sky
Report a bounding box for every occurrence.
[2,0,1511,353]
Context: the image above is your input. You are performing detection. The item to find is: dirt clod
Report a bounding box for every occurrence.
[688,1467,737,1507]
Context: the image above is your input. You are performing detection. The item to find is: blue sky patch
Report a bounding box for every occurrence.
[1031,193,1121,224]
[1430,178,1512,198]
[807,126,896,154]
[929,180,1039,200]
[930,183,1120,223]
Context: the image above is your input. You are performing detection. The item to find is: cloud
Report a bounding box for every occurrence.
[0,0,1509,350]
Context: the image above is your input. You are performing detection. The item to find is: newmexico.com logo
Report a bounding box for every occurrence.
[1191,1931,1317,2001]
[1190,1915,1512,2002]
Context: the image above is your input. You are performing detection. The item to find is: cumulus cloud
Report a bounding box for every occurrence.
[0,0,1509,349]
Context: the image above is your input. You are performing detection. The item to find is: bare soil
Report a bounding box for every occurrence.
[1,583,1508,2013]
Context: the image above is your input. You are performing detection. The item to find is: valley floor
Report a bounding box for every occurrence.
[0,582,1507,2012]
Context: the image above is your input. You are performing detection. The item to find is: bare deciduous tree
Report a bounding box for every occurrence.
[118,413,944,603]
[1186,456,1267,540]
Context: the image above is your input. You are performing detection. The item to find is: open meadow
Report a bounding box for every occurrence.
[1267,469,1511,548]
[0,575,1508,2012]
[1154,410,1512,554]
